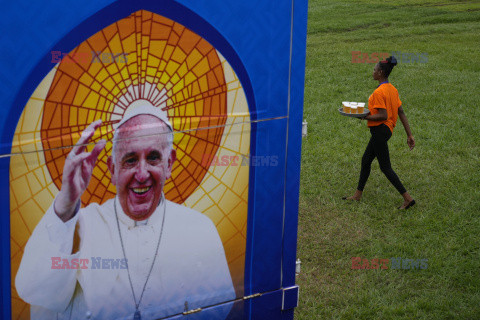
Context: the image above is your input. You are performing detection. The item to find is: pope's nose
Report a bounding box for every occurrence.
[134,160,150,182]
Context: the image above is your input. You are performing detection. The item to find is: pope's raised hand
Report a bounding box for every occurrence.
[54,120,106,222]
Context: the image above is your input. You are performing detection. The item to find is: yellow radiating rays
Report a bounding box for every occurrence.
[10,10,249,319]
[42,10,230,205]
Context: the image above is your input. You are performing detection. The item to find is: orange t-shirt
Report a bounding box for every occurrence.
[367,82,402,132]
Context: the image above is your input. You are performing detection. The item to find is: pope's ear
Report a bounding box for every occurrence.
[107,156,116,185]
[166,149,176,178]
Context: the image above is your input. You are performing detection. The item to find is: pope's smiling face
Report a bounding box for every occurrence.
[108,114,176,221]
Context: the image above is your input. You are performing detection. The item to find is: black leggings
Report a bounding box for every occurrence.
[357,124,407,194]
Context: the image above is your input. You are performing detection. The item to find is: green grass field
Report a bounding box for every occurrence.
[295,0,480,318]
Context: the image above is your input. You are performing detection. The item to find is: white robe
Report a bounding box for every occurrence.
[16,197,235,320]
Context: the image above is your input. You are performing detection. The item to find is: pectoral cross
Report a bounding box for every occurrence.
[134,309,141,320]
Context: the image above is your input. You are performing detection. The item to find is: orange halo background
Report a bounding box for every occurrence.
[42,10,227,206]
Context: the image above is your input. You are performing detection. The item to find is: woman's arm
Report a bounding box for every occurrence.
[398,106,415,150]
[364,108,387,121]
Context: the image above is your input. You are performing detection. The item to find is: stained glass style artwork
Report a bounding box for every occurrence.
[10,10,249,319]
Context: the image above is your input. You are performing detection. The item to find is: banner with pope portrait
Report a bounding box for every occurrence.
[10,9,250,320]
[2,0,308,319]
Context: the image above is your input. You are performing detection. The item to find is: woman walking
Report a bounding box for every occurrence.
[344,56,416,209]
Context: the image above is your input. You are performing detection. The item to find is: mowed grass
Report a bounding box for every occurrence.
[295,0,480,319]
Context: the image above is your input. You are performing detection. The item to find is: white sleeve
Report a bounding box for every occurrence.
[15,199,81,312]
[45,200,80,254]
[198,218,236,319]
[192,216,236,312]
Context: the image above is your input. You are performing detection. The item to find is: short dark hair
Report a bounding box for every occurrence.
[378,56,397,78]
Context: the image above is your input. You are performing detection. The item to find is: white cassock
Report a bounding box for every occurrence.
[16,196,236,320]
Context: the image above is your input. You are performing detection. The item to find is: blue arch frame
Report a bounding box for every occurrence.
[0,1,260,318]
